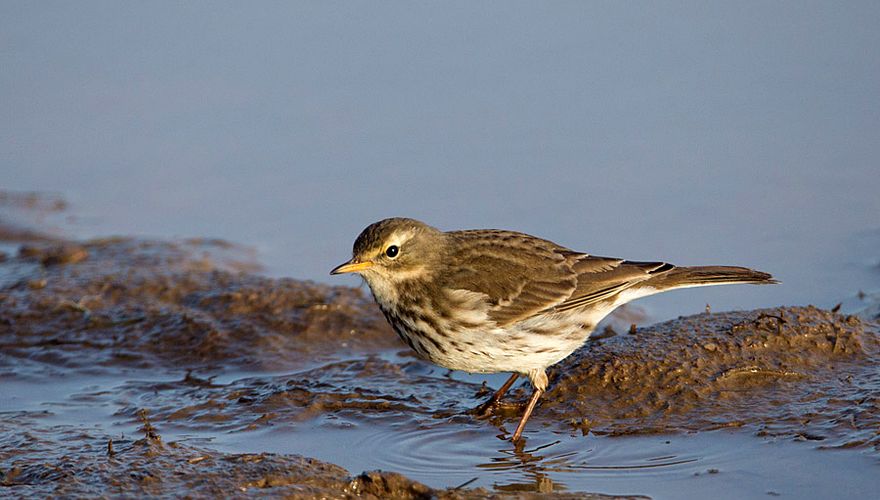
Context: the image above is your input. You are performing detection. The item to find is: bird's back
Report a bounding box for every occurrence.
[364,225,775,376]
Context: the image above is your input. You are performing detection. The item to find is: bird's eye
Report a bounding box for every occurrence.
[385,245,399,259]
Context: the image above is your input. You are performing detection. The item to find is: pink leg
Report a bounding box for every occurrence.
[511,387,544,441]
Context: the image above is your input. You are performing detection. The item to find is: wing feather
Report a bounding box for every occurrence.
[441,230,675,325]
[442,230,577,325]
[552,257,672,312]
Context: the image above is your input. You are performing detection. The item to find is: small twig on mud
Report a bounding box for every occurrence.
[453,477,479,490]
[138,409,161,441]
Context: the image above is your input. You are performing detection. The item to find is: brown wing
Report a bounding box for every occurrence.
[550,257,673,312]
[442,230,677,325]
[442,230,580,326]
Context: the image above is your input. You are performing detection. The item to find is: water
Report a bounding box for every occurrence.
[6,365,878,498]
[3,2,880,497]
[221,425,877,498]
[2,2,879,323]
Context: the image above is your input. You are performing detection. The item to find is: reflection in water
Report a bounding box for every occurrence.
[481,439,571,492]
[297,422,874,497]
[494,472,563,494]
[324,417,705,494]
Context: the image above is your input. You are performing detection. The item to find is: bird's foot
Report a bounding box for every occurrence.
[470,400,526,419]
[470,373,520,418]
[472,399,499,418]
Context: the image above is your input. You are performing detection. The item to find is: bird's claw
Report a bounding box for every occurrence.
[471,400,498,418]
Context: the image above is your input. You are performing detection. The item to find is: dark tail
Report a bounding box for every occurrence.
[647,265,778,291]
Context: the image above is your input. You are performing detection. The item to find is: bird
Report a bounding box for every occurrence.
[331,218,777,441]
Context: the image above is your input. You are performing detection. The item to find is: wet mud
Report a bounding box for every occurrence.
[547,308,879,449]
[1,236,398,374]
[1,193,878,497]
[5,409,622,499]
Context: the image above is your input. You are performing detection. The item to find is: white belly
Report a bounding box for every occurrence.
[388,307,604,375]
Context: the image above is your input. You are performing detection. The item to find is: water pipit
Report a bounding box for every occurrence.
[331,218,777,441]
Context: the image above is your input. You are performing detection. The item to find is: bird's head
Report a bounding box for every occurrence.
[331,218,446,290]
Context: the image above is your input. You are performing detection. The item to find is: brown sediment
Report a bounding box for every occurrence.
[92,307,880,456]
[0,411,440,498]
[103,356,479,433]
[0,413,637,498]
[543,307,880,450]
[2,196,879,496]
[2,228,879,451]
[0,236,400,373]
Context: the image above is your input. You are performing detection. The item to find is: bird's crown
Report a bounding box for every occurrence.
[352,217,436,257]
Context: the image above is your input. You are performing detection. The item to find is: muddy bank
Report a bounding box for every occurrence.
[2,200,879,496]
[89,308,878,455]
[2,233,878,448]
[1,409,357,498]
[1,237,399,374]
[0,234,880,446]
[2,410,634,499]
[546,307,879,450]
[0,223,646,497]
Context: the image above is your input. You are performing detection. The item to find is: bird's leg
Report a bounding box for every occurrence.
[510,369,548,441]
[511,388,544,441]
[474,373,519,416]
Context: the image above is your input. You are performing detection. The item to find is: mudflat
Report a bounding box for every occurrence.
[1,198,877,497]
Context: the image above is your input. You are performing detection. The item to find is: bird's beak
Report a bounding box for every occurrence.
[330,259,373,275]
